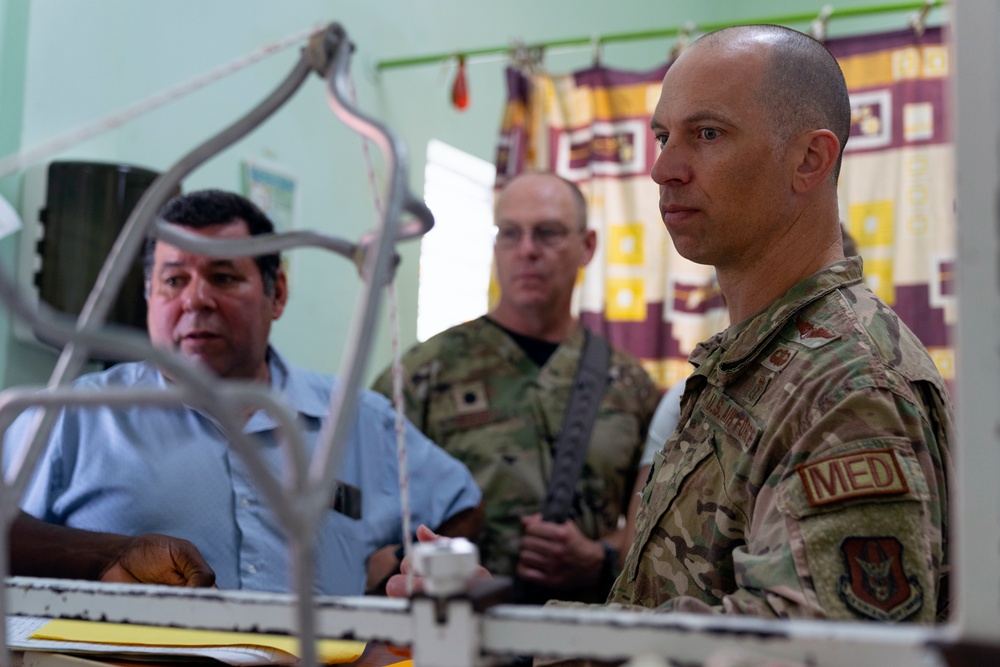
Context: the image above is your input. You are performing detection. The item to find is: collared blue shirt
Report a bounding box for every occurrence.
[6,348,481,594]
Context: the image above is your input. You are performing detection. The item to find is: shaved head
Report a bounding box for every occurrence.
[692,25,851,180]
[499,171,588,230]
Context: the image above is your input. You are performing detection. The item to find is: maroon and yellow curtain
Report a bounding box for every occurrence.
[830,26,954,386]
[494,26,953,390]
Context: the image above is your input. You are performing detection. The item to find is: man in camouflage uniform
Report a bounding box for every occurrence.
[373,172,659,603]
[613,257,950,621]
[607,24,952,622]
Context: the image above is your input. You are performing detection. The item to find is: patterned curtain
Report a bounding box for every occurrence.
[829,26,954,387]
[493,26,954,391]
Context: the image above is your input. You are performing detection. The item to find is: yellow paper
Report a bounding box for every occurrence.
[33,619,365,664]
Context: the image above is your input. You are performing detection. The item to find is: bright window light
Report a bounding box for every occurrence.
[418,140,496,342]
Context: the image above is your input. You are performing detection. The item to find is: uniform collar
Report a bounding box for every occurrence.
[690,258,864,386]
[481,316,585,368]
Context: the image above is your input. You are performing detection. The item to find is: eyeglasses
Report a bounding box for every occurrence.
[494,223,582,249]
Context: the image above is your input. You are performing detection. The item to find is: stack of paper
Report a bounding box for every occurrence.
[7,615,367,666]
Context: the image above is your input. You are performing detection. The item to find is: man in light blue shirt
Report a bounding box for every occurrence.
[7,189,483,594]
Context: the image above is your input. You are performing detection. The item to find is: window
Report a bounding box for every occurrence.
[417,139,496,341]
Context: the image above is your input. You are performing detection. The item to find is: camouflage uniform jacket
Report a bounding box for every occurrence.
[372,317,659,597]
[609,258,952,622]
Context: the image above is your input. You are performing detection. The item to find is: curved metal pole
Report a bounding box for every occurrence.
[307,23,433,516]
[154,223,359,263]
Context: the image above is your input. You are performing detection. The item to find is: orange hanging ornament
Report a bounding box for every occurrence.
[451,55,469,110]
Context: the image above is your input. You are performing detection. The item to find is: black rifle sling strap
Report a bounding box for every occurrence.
[512,329,612,605]
[540,328,611,524]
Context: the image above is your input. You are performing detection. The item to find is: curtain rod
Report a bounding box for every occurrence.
[376,0,943,72]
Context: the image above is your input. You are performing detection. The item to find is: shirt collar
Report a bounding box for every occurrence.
[264,346,329,420]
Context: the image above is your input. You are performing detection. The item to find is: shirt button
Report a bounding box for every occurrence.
[246,564,257,574]
[240,498,250,509]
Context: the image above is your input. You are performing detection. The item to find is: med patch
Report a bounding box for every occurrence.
[796,448,909,507]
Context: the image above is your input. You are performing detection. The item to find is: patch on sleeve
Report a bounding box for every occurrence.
[796,448,908,507]
[839,537,924,621]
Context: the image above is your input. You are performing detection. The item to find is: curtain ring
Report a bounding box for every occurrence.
[810,5,834,42]
[670,22,697,61]
[909,0,935,37]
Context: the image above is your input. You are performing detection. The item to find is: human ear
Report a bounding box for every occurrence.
[271,267,289,320]
[580,228,598,267]
[792,129,840,193]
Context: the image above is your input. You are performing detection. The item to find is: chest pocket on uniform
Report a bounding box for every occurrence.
[626,430,715,583]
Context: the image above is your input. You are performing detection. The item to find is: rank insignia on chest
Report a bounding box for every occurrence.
[742,373,770,406]
[789,315,840,348]
[451,380,489,415]
[838,536,924,621]
[761,344,797,372]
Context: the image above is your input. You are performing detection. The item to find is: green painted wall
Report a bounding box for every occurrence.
[0,0,945,388]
